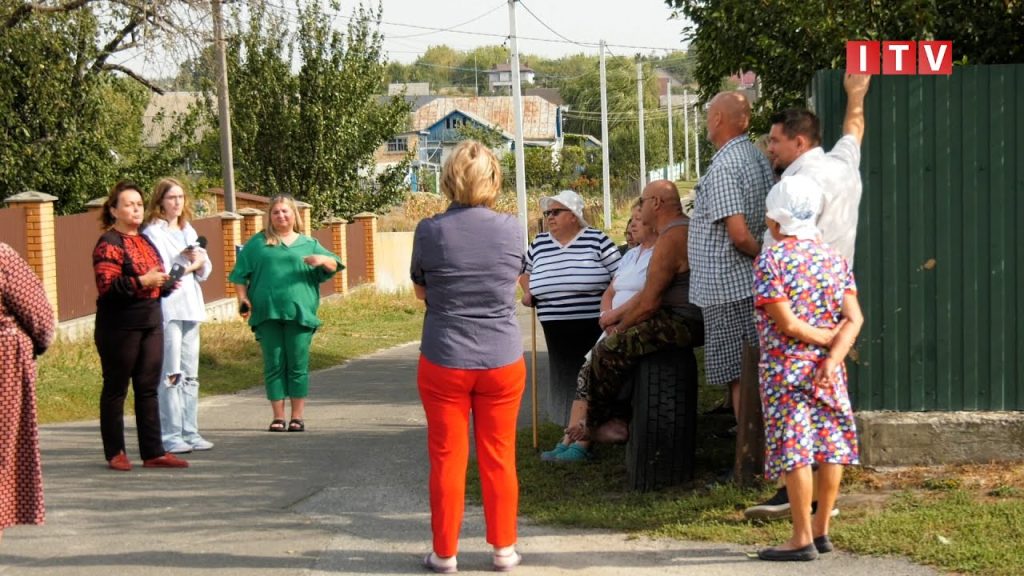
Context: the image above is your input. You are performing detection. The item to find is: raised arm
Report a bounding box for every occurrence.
[842,73,871,144]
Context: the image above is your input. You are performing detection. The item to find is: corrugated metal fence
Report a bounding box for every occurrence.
[812,65,1023,411]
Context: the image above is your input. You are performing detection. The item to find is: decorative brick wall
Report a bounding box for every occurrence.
[238,207,264,244]
[4,192,59,318]
[352,213,377,284]
[324,218,349,294]
[218,212,243,297]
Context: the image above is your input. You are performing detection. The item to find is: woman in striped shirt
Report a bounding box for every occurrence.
[520,190,621,426]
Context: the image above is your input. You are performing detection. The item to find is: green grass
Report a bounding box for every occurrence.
[468,425,1024,576]
[466,341,1024,576]
[36,289,423,423]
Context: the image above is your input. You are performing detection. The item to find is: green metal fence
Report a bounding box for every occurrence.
[811,65,1023,411]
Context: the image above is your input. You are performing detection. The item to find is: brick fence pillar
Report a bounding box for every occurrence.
[217,212,243,297]
[352,212,377,285]
[324,218,348,294]
[4,191,59,319]
[295,201,312,237]
[237,207,264,244]
[84,196,106,215]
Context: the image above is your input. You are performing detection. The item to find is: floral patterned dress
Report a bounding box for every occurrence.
[753,238,859,480]
[0,243,55,529]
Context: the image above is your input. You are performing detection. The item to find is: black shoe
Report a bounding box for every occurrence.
[813,535,833,554]
[811,501,841,518]
[745,487,841,520]
[757,543,818,562]
[744,487,790,520]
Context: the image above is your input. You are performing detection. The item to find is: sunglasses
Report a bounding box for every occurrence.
[543,208,571,217]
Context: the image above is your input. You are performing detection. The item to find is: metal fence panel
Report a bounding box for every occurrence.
[812,64,1023,411]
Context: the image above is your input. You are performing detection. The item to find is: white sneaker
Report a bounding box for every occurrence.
[166,441,193,454]
[190,439,214,451]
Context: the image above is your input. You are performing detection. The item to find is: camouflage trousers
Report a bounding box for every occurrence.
[578,308,697,428]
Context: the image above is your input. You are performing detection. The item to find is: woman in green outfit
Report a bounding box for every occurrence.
[229,195,343,432]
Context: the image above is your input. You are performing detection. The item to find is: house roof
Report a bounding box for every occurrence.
[565,133,602,148]
[411,96,559,141]
[376,94,438,111]
[426,109,515,141]
[524,87,564,106]
[142,91,208,147]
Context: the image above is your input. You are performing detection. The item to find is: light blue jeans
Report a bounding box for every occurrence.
[160,320,204,447]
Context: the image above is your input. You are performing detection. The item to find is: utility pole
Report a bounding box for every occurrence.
[694,102,701,180]
[636,60,646,189]
[683,89,690,181]
[508,0,528,246]
[666,75,674,180]
[599,40,611,229]
[211,0,236,213]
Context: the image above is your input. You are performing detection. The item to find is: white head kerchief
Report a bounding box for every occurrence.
[765,175,824,241]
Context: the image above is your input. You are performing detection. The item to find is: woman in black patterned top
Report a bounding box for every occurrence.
[93,181,188,471]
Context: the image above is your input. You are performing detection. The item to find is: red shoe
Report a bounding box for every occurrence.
[143,453,190,468]
[108,452,132,471]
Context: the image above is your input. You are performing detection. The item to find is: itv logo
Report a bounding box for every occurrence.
[846,41,953,75]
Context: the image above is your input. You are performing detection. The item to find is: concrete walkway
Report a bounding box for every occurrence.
[0,318,939,575]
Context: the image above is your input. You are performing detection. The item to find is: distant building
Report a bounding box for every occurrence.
[374,95,563,174]
[142,92,208,147]
[486,63,535,92]
[387,82,431,96]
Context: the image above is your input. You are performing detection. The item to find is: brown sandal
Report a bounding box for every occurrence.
[268,419,287,432]
[287,419,305,432]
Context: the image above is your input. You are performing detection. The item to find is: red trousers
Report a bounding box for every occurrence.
[417,355,526,557]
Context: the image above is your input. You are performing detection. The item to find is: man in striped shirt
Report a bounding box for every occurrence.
[689,91,775,420]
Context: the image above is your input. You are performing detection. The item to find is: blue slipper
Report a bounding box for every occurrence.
[540,442,570,461]
[549,443,591,462]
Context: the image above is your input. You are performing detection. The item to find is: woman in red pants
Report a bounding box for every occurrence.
[411,140,526,573]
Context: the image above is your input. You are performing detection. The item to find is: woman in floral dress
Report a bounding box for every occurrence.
[752,175,864,562]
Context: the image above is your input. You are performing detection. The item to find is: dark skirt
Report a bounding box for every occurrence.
[540,318,603,427]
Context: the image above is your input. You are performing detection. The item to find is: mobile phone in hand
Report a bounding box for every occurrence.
[239,301,250,315]
[163,263,186,289]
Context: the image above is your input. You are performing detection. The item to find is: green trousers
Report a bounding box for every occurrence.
[254,320,315,400]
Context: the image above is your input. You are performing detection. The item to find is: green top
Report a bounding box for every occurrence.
[228,232,343,329]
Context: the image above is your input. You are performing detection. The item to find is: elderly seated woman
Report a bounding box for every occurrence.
[541,198,655,462]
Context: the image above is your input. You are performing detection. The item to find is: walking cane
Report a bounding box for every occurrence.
[531,306,538,450]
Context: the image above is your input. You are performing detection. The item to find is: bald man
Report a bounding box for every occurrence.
[580,180,704,442]
[688,91,774,419]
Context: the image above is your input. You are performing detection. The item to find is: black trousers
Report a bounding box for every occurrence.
[540,318,603,427]
[95,323,165,461]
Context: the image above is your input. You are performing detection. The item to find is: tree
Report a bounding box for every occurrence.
[667,0,1024,129]
[0,7,150,212]
[223,1,411,223]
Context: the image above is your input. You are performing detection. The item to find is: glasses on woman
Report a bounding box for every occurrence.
[543,208,570,217]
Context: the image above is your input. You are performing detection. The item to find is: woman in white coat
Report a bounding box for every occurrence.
[143,178,213,453]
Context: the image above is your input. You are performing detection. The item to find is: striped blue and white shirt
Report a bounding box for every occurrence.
[526,228,621,322]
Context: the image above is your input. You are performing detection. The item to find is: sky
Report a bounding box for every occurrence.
[376,0,691,63]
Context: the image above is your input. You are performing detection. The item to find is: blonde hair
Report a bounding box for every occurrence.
[263,194,303,246]
[440,140,502,208]
[146,177,193,227]
[631,196,643,210]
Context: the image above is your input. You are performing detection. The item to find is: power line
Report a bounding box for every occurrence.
[387,2,506,39]
[517,0,589,48]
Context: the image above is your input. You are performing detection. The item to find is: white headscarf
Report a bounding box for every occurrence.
[765,175,824,241]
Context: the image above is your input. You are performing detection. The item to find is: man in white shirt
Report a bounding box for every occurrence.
[745,73,871,521]
[765,73,871,264]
